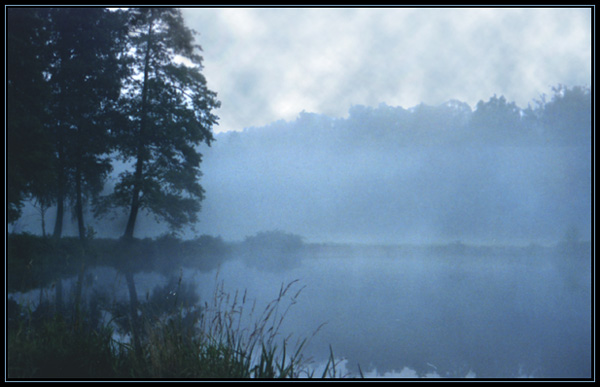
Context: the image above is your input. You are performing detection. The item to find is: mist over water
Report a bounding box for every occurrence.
[187,101,591,246]
[194,243,591,378]
[197,141,590,246]
[10,96,592,379]
[13,100,591,247]
[18,240,588,378]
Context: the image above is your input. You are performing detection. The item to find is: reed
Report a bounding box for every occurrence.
[7,273,350,379]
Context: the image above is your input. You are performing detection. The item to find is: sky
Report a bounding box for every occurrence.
[181,7,592,133]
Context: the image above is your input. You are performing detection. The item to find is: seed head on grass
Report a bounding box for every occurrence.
[195,275,319,378]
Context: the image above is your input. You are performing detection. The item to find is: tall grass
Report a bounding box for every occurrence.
[194,277,317,378]
[7,272,348,379]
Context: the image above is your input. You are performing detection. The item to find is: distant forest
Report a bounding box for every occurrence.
[217,85,590,149]
[194,86,591,244]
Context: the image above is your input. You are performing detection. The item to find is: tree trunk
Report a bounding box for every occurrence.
[53,153,65,239]
[53,196,64,239]
[75,165,85,240]
[123,19,153,240]
[121,13,155,358]
[123,177,141,240]
[40,201,47,237]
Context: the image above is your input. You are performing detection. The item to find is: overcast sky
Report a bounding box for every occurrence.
[181,7,591,133]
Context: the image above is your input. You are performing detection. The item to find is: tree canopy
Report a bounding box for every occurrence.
[7,8,53,223]
[43,8,129,238]
[7,7,220,240]
[102,8,220,239]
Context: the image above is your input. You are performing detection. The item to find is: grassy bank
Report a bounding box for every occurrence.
[7,272,344,379]
[6,233,343,379]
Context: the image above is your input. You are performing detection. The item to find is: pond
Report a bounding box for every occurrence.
[184,244,591,378]
[9,243,591,379]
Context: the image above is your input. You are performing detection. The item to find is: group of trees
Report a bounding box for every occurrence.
[7,7,220,240]
[7,8,220,357]
[231,84,590,150]
[198,83,590,244]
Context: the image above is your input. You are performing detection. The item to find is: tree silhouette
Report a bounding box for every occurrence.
[41,8,128,239]
[541,85,591,145]
[93,7,220,356]
[6,8,54,224]
[99,8,220,240]
[470,94,523,143]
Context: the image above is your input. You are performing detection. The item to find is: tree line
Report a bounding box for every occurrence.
[229,85,590,151]
[7,7,221,240]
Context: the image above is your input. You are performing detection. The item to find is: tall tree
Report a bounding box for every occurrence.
[104,8,220,239]
[98,7,219,355]
[6,8,54,224]
[43,8,128,239]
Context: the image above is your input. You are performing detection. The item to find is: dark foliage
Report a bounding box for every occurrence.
[7,233,229,294]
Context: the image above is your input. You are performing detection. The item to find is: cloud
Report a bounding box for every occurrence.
[182,7,591,133]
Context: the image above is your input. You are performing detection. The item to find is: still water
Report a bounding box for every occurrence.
[183,244,591,378]
[10,243,591,378]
